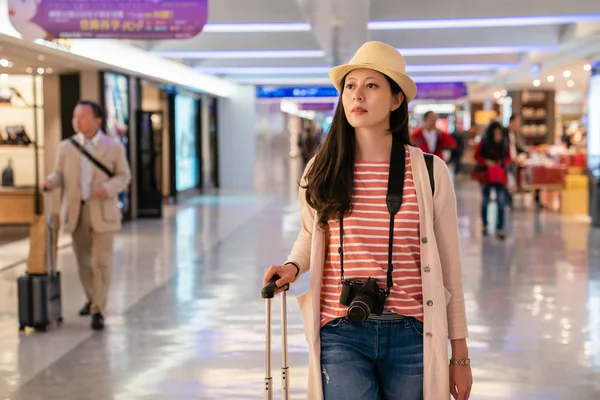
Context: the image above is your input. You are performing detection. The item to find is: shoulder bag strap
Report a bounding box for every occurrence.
[382,136,407,293]
[69,137,114,178]
[423,153,435,196]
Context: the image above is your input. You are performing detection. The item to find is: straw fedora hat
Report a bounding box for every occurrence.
[329,41,418,102]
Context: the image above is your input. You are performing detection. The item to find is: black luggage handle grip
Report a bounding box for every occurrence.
[261,274,289,299]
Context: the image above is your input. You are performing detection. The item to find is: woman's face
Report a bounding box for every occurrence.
[493,128,503,143]
[341,68,402,130]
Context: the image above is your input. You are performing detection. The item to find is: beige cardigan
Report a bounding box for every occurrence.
[286,146,468,400]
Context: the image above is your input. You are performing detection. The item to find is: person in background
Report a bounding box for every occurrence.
[299,126,320,165]
[450,129,468,176]
[561,125,573,149]
[474,121,512,240]
[411,111,456,160]
[504,115,523,209]
[43,100,131,330]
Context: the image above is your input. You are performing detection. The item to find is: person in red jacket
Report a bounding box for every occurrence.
[411,111,456,159]
[473,121,512,240]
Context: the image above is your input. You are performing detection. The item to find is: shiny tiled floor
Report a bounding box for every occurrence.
[0,163,599,399]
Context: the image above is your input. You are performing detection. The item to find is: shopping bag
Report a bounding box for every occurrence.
[487,165,505,184]
[472,164,488,184]
[26,203,60,275]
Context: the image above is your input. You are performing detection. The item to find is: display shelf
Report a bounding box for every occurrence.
[509,89,555,147]
[0,144,33,148]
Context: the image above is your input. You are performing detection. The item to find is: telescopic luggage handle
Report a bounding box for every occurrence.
[42,188,57,276]
[261,274,290,400]
[261,274,289,299]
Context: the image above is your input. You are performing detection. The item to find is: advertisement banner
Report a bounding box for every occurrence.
[414,82,467,100]
[257,82,468,100]
[257,86,339,99]
[8,0,208,40]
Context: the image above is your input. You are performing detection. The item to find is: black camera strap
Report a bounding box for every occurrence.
[339,135,406,295]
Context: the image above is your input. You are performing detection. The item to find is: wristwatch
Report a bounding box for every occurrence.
[449,358,470,366]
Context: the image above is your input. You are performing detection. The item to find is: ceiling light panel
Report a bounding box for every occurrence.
[193,63,516,75]
[158,50,326,59]
[368,14,600,30]
[202,23,311,33]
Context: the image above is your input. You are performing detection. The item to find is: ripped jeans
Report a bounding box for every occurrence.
[320,317,424,400]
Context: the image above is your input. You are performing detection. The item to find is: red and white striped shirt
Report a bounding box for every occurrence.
[320,146,423,327]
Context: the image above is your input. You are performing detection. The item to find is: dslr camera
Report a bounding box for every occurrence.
[339,278,388,323]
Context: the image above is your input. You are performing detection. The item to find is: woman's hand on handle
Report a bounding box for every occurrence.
[263,263,298,293]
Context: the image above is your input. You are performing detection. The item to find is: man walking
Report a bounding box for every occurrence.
[43,100,131,330]
[411,111,456,160]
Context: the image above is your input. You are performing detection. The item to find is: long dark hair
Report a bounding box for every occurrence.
[480,121,508,161]
[303,74,410,230]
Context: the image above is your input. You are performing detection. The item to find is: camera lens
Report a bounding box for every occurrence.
[348,297,374,323]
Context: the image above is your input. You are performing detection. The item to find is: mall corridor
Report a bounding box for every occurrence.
[0,175,597,400]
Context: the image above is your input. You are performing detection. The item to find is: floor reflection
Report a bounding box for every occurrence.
[0,176,598,399]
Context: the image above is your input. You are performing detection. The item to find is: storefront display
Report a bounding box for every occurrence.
[3,126,32,145]
[587,61,600,226]
[101,71,131,221]
[207,97,219,188]
[174,94,199,192]
[510,89,555,146]
[587,62,600,176]
[136,110,163,217]
[515,143,589,215]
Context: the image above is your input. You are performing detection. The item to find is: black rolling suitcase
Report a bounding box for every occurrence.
[17,192,63,332]
[261,275,290,400]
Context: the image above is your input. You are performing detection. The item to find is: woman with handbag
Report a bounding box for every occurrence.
[263,41,472,400]
[473,122,512,240]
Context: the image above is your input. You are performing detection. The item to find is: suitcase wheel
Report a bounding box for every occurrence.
[34,324,47,332]
[18,324,25,332]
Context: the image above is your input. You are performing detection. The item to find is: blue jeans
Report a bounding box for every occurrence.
[320,317,424,400]
[481,183,506,230]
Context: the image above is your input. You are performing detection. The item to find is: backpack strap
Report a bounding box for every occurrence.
[423,153,435,196]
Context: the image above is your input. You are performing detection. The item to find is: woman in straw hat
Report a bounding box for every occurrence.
[263,41,472,400]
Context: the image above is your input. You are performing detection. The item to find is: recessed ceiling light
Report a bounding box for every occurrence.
[26,67,33,74]
[533,79,541,87]
[547,75,555,82]
[567,80,575,87]
[37,55,45,61]
[36,67,45,74]
[501,90,507,96]
[0,59,10,67]
[494,91,501,99]
[563,70,571,78]
[0,73,7,80]
[584,64,592,71]
[46,68,53,74]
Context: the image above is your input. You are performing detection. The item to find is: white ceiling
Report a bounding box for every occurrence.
[0,0,599,101]
[137,0,600,99]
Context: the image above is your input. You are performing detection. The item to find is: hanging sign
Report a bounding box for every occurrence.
[8,0,208,40]
[414,82,468,100]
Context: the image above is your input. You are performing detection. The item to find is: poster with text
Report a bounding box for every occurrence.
[8,0,207,40]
